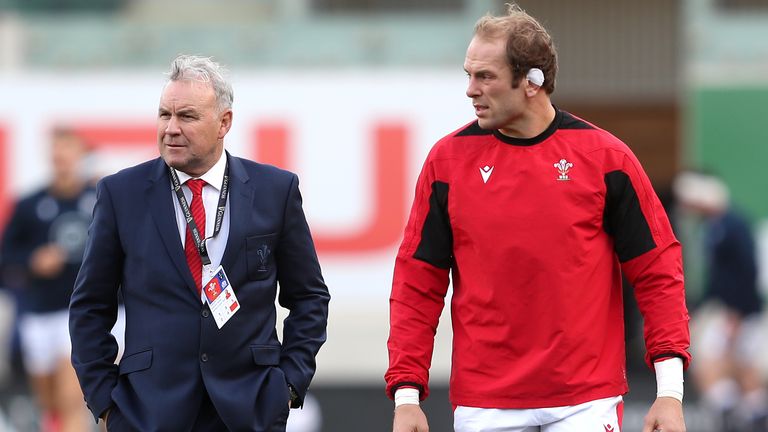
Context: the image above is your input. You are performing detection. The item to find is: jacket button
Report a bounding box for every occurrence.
[201,353,208,362]
[202,309,209,318]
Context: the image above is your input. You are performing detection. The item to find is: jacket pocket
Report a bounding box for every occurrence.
[246,234,277,280]
[118,349,152,375]
[250,345,281,366]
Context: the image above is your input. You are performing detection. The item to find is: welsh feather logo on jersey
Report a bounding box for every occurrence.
[554,159,573,181]
[479,165,494,184]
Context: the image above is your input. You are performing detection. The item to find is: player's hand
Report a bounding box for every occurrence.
[29,244,66,278]
[393,404,429,432]
[642,397,685,432]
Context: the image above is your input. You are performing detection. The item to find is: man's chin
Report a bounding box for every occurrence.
[162,155,189,171]
[476,118,496,131]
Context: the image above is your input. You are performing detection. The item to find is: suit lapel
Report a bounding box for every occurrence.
[221,153,252,272]
[146,158,198,293]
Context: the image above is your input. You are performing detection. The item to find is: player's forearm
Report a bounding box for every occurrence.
[386,303,441,400]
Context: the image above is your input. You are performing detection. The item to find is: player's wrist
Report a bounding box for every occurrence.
[654,357,684,402]
[394,388,420,407]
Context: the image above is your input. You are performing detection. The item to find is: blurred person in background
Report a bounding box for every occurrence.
[385,4,690,432]
[69,55,329,432]
[0,280,15,388]
[673,170,767,432]
[0,128,94,432]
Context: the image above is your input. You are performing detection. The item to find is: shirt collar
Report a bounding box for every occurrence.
[174,150,227,191]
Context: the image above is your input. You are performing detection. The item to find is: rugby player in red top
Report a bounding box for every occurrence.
[385,4,690,432]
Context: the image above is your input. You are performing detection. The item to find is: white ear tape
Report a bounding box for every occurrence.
[527,68,544,87]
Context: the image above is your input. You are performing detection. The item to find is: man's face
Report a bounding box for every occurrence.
[157,79,231,177]
[51,133,87,180]
[464,35,526,133]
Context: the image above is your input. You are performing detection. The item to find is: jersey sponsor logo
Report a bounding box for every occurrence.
[479,165,494,183]
[554,158,573,181]
[604,424,615,432]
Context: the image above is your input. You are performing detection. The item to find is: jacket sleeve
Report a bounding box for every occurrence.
[603,152,691,369]
[68,179,123,420]
[385,154,452,401]
[276,174,330,407]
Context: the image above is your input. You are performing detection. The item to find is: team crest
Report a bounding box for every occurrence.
[256,244,271,273]
[554,159,573,181]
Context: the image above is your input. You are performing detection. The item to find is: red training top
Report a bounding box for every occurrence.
[386,109,690,409]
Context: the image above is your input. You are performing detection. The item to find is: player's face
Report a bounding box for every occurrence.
[51,133,87,180]
[464,35,527,133]
[158,79,232,177]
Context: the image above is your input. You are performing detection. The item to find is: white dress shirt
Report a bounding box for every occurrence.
[171,150,231,302]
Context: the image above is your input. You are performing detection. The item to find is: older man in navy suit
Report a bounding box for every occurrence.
[69,55,330,431]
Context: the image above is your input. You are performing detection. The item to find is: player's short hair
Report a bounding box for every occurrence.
[473,3,558,94]
[167,54,234,113]
[51,126,90,151]
[673,170,730,212]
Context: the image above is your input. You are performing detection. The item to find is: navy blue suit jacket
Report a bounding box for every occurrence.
[69,153,330,431]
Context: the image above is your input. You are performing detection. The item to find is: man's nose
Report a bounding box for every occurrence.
[466,78,480,98]
[165,115,181,134]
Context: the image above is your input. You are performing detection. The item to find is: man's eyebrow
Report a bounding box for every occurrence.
[466,68,492,76]
[157,106,198,114]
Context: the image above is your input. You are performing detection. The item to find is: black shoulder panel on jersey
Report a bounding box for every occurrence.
[560,111,595,130]
[454,121,493,137]
[603,170,656,262]
[414,181,453,269]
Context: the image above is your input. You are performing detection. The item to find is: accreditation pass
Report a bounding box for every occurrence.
[203,266,240,329]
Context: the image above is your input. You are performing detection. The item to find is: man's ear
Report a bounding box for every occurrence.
[525,81,542,98]
[525,68,545,97]
[219,109,233,139]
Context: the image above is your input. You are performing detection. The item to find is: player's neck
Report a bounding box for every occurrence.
[499,102,556,139]
[50,175,85,199]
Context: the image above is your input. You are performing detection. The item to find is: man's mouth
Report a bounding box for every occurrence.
[473,104,488,115]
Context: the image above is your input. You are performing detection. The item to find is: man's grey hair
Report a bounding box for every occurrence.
[167,55,234,112]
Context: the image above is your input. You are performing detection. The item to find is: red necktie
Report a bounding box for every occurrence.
[184,179,206,295]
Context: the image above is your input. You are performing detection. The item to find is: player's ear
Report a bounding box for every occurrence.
[525,68,544,97]
[525,82,541,97]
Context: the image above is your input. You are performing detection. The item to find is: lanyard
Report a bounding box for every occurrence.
[168,160,229,266]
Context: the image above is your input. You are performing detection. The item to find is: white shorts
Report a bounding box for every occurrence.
[692,302,765,362]
[454,395,624,432]
[19,306,127,375]
[18,309,71,375]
